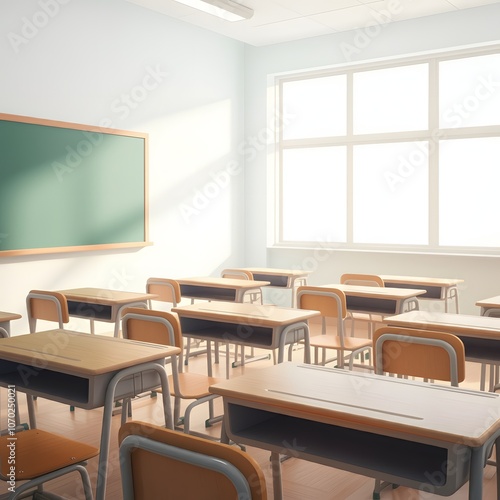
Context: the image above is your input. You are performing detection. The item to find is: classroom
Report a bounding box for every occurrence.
[2,1,500,499]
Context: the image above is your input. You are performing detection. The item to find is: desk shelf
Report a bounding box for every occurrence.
[180,318,275,348]
[225,402,470,496]
[67,300,113,321]
[0,360,164,410]
[460,337,500,363]
[383,282,443,300]
[346,296,397,315]
[0,365,90,406]
[252,274,289,287]
[180,285,236,302]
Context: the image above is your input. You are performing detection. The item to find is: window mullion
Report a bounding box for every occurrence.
[428,59,440,248]
[346,71,354,244]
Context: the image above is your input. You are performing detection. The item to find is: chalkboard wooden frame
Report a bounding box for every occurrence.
[0,113,150,257]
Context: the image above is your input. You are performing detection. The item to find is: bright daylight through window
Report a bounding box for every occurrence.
[275,46,500,255]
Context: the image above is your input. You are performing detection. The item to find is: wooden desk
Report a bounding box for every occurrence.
[171,302,319,374]
[0,311,21,335]
[0,329,179,500]
[210,362,500,499]
[58,287,157,336]
[383,310,500,389]
[321,283,426,315]
[476,296,500,317]
[234,267,310,306]
[380,275,463,313]
[177,277,270,303]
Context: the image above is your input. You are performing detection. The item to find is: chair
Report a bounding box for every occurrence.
[220,268,263,304]
[146,277,181,309]
[121,307,223,435]
[147,277,210,366]
[478,308,500,392]
[26,290,69,333]
[368,326,466,499]
[0,326,24,430]
[340,273,384,338]
[26,290,74,411]
[296,286,372,368]
[119,421,267,500]
[0,419,98,500]
[220,269,264,366]
[372,326,465,386]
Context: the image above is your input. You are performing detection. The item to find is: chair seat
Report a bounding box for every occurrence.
[349,311,384,322]
[0,429,98,480]
[168,372,225,399]
[309,334,372,351]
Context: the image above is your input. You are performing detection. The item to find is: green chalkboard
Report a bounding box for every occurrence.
[0,114,149,256]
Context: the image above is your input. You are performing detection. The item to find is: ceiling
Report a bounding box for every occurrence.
[126,0,500,46]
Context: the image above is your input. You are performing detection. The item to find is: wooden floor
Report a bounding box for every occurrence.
[0,327,498,500]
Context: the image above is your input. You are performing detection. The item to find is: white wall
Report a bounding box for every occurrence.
[3,2,500,334]
[243,4,500,313]
[0,0,246,334]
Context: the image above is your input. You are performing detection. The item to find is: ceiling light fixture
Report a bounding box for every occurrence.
[173,0,253,22]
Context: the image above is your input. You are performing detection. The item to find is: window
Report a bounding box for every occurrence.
[275,46,500,255]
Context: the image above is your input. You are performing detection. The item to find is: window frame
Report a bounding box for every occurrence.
[272,43,500,256]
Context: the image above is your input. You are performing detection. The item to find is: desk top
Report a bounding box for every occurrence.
[177,277,270,289]
[210,362,500,447]
[172,302,319,326]
[237,268,310,278]
[0,311,22,322]
[380,275,464,287]
[384,310,500,339]
[59,287,157,305]
[321,284,427,299]
[0,330,179,376]
[476,296,500,308]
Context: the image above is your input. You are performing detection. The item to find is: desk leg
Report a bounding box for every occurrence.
[469,446,485,499]
[206,341,213,377]
[270,452,283,500]
[497,437,500,500]
[447,286,460,314]
[291,277,308,308]
[95,363,172,500]
[220,417,230,444]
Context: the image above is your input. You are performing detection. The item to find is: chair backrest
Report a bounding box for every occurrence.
[146,278,181,307]
[26,290,69,333]
[340,273,384,287]
[122,307,183,349]
[373,326,466,386]
[297,286,347,339]
[296,286,347,320]
[221,268,253,280]
[119,421,267,500]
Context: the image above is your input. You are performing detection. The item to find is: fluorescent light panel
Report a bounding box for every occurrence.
[173,0,253,22]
